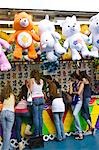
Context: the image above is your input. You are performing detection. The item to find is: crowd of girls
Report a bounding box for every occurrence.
[0,69,94,149]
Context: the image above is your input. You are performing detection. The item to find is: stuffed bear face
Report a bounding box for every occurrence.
[40,31,55,49]
[61,15,80,37]
[13,12,33,31]
[38,18,55,35]
[89,13,99,34]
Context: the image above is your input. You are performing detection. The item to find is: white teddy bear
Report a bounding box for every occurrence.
[61,15,90,60]
[38,15,66,62]
[89,13,99,58]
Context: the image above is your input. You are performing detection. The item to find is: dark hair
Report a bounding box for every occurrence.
[44,75,52,81]
[80,71,91,83]
[1,81,13,99]
[71,71,82,81]
[30,69,41,85]
[19,84,28,100]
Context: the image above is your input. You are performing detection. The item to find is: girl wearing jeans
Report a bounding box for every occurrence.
[70,72,84,140]
[15,83,32,150]
[1,82,15,150]
[29,70,44,137]
[45,75,65,141]
[52,94,65,141]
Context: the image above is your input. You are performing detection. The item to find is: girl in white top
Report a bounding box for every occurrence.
[29,69,44,137]
[1,81,15,150]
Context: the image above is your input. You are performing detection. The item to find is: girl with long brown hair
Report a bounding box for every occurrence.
[0,81,15,150]
[29,69,44,137]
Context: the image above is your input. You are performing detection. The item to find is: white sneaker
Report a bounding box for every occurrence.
[25,124,32,135]
[18,141,25,150]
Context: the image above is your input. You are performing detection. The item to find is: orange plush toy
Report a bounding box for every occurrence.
[9,12,40,59]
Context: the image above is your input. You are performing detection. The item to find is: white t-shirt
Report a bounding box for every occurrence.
[32,78,44,98]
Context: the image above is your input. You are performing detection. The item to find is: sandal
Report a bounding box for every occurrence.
[91,128,96,135]
[75,134,83,140]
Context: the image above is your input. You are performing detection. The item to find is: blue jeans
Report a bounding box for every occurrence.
[15,112,31,142]
[32,97,44,136]
[81,98,91,126]
[72,100,82,133]
[53,112,65,140]
[1,110,15,150]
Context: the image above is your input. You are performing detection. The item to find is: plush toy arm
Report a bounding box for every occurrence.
[8,32,17,44]
[88,34,92,45]
[81,33,92,45]
[0,38,11,50]
[51,32,61,40]
[63,39,69,51]
[31,31,40,42]
[0,48,11,71]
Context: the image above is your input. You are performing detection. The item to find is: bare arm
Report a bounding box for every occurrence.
[73,82,84,95]
[29,79,33,93]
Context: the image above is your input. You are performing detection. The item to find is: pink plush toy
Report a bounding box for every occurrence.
[0,38,11,71]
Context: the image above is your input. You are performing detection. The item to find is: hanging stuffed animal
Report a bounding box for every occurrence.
[80,24,90,36]
[0,38,11,71]
[89,13,99,57]
[38,15,66,62]
[8,12,40,59]
[61,15,90,60]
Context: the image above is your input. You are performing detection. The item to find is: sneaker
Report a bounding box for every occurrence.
[75,134,84,140]
[25,125,32,136]
[91,128,96,136]
[18,142,25,150]
[84,130,92,135]
[84,128,96,136]
[54,137,62,142]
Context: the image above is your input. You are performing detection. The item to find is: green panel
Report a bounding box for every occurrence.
[79,115,87,130]
[89,105,94,113]
[96,99,99,105]
[42,124,49,135]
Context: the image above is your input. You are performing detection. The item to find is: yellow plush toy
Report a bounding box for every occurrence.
[62,48,72,60]
[80,24,90,36]
[0,31,9,41]
[8,12,40,59]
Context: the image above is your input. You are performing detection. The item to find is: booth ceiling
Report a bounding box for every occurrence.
[0,8,97,21]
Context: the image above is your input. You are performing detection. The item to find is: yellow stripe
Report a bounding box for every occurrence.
[43,110,56,134]
[64,111,73,132]
[91,105,99,128]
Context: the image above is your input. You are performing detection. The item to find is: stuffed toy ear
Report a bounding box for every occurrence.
[45,14,49,20]
[89,14,98,22]
[72,15,77,22]
[89,16,95,22]
[65,16,71,22]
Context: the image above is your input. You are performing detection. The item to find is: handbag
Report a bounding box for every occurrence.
[27,91,32,105]
[28,135,44,149]
[62,91,72,103]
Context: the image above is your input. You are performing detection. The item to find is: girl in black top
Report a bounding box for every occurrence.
[80,71,94,134]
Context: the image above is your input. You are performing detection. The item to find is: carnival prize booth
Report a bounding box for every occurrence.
[0,5,99,148]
